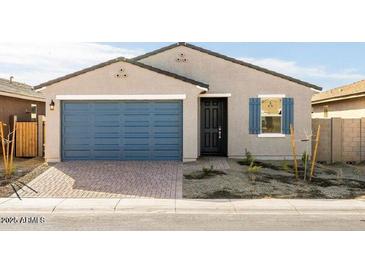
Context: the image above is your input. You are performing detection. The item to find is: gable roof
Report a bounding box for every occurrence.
[133,42,322,91]
[34,57,209,90]
[312,79,365,104]
[0,78,45,101]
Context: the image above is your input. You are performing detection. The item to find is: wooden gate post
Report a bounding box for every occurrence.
[38,115,45,157]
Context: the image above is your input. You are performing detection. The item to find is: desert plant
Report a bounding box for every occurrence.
[353,166,363,180]
[336,168,344,183]
[281,161,290,172]
[301,151,309,165]
[184,165,226,180]
[0,120,16,178]
[245,149,253,162]
[202,165,214,176]
[301,151,310,181]
[238,149,254,165]
[247,161,262,181]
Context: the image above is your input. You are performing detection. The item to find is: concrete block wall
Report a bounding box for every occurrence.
[331,118,343,163]
[312,118,365,163]
[342,119,361,162]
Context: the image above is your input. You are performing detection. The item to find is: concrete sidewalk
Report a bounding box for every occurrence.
[0,198,365,214]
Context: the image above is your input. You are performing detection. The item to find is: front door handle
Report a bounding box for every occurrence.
[218,126,222,139]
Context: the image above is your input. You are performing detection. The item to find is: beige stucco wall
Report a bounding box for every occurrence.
[312,96,365,119]
[43,61,202,162]
[139,46,315,159]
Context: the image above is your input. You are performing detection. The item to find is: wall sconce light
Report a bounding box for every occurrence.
[50,100,55,111]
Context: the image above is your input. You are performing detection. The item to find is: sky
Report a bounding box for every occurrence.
[1,42,365,91]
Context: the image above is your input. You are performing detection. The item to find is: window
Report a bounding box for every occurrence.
[323,105,328,118]
[31,104,37,120]
[261,97,282,133]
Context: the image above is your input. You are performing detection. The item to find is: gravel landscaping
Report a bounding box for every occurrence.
[183,158,365,199]
[0,158,48,197]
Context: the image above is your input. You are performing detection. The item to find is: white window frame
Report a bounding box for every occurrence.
[258,94,286,138]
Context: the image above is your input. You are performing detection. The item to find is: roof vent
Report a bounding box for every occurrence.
[9,76,14,84]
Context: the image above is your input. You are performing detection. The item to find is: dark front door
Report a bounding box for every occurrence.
[200,98,227,156]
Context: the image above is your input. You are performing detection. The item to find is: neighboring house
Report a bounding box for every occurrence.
[312,80,365,118]
[35,43,321,162]
[0,77,45,131]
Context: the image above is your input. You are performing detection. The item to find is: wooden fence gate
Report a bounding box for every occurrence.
[16,122,38,157]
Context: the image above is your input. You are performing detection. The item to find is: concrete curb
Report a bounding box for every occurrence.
[0,198,364,215]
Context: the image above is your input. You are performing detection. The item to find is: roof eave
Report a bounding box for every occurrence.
[0,90,45,102]
[312,91,365,104]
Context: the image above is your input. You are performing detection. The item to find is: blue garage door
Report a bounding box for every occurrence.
[61,101,183,160]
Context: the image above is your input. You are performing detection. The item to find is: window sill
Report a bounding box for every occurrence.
[258,133,286,138]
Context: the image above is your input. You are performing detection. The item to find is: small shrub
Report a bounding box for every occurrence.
[301,151,309,166]
[336,168,344,183]
[281,161,290,172]
[353,167,363,179]
[247,162,262,181]
[184,165,226,180]
[202,165,214,176]
[238,149,254,165]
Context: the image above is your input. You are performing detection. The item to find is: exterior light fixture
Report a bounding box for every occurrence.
[50,100,55,110]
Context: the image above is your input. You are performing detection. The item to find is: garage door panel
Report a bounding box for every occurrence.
[94,117,120,124]
[63,150,91,159]
[125,122,150,128]
[63,103,90,111]
[123,150,150,160]
[124,138,149,145]
[93,150,120,159]
[153,127,180,135]
[93,103,120,110]
[154,138,181,145]
[63,127,90,134]
[94,128,120,134]
[62,101,182,160]
[124,128,150,135]
[63,115,91,123]
[94,137,120,145]
[152,151,181,160]
[64,139,91,146]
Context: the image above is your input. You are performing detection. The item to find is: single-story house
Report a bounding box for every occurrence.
[0,77,45,132]
[312,80,365,118]
[35,43,322,162]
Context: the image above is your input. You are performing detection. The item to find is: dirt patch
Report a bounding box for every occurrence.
[183,159,365,199]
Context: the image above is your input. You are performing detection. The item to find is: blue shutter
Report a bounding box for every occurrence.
[282,97,294,134]
[249,98,261,134]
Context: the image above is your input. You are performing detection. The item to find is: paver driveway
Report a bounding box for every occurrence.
[16,161,182,199]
